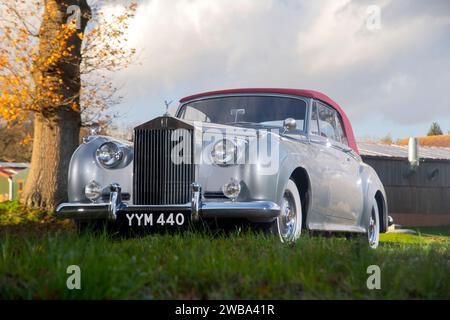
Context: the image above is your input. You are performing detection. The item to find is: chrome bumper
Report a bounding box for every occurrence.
[56,183,280,222]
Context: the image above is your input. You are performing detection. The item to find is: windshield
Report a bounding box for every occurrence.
[178,95,307,131]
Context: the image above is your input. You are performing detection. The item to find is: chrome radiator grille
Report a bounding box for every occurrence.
[133,128,194,205]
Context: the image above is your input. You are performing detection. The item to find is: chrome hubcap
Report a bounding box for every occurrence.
[368,209,377,246]
[279,190,297,241]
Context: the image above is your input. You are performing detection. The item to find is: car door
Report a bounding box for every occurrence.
[309,101,363,224]
[332,109,364,224]
[308,101,342,222]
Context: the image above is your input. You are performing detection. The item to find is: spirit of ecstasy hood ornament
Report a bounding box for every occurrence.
[163,100,173,117]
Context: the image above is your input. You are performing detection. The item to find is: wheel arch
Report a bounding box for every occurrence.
[374,190,387,233]
[359,163,388,233]
[289,167,311,229]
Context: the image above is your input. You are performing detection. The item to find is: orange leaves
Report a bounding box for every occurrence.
[0,85,33,123]
[19,134,33,146]
[0,102,28,123]
[41,23,79,70]
[397,135,450,148]
[70,102,80,112]
[1,0,138,127]
[0,3,81,125]
[0,1,40,120]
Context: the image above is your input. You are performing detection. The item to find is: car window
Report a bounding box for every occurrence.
[317,103,337,141]
[310,103,320,135]
[335,113,348,146]
[178,96,307,132]
[181,105,211,122]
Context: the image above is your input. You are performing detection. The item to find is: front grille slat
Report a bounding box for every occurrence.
[144,129,147,203]
[164,129,167,204]
[151,130,155,204]
[133,127,194,205]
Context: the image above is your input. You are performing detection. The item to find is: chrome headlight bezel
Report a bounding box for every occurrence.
[210,138,239,166]
[96,141,124,168]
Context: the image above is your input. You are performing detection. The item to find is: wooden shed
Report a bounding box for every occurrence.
[359,142,450,227]
[0,163,30,201]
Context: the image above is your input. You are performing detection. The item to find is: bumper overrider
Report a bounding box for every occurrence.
[55,183,281,223]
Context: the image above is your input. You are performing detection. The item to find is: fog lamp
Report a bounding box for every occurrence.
[222,178,241,201]
[85,180,102,202]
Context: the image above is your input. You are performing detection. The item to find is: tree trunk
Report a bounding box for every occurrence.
[22,0,91,211]
[23,110,81,210]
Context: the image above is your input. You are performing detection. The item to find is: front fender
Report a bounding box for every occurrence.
[274,138,312,206]
[67,136,133,203]
[359,163,388,233]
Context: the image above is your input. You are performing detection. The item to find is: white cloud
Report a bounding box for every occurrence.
[295,0,450,78]
[106,0,450,138]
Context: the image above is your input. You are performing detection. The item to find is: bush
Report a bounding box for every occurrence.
[380,133,393,144]
[0,201,54,226]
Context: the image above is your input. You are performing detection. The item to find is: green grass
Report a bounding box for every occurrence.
[0,202,449,299]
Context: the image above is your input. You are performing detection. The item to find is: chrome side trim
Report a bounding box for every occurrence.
[308,222,366,233]
[200,201,280,219]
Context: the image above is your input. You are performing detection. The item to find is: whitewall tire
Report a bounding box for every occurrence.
[275,179,303,243]
[367,198,380,249]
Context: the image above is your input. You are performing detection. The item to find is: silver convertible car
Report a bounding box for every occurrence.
[56,88,389,248]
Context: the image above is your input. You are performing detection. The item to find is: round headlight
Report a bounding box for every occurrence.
[211,139,238,165]
[96,142,123,168]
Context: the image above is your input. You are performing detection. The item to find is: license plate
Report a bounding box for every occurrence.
[119,212,188,228]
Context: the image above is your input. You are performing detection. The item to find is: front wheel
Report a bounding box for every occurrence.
[272,179,303,243]
[367,198,380,249]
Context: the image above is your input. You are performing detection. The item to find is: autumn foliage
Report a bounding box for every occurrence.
[397,135,450,148]
[0,0,137,126]
[0,0,137,210]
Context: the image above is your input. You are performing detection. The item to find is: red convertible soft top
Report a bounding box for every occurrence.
[180,88,359,154]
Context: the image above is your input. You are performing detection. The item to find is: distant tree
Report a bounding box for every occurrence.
[427,122,443,136]
[103,122,132,141]
[380,133,393,145]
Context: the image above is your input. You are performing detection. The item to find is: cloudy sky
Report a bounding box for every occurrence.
[105,0,450,140]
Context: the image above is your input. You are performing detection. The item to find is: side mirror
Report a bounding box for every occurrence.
[89,123,101,136]
[283,118,297,132]
[83,123,101,144]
